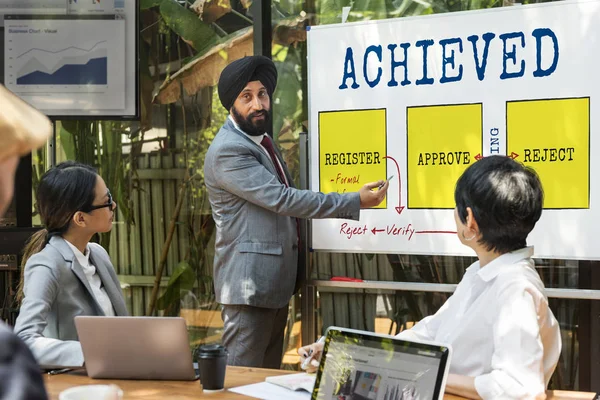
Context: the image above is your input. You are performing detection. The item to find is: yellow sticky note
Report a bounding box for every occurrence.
[407,104,483,209]
[507,98,589,209]
[319,109,387,208]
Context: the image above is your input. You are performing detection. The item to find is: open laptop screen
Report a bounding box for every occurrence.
[312,327,451,400]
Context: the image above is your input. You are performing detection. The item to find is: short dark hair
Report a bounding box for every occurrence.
[454,155,543,254]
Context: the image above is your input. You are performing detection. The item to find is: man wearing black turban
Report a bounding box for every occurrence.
[204,56,389,368]
[217,55,277,113]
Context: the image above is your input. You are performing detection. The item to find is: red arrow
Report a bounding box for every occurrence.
[383,155,404,214]
[508,152,519,160]
[371,227,385,235]
[474,153,483,161]
[415,230,457,235]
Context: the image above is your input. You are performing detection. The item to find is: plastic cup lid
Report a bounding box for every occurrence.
[198,344,228,357]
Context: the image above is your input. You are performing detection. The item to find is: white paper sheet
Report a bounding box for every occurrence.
[228,382,312,400]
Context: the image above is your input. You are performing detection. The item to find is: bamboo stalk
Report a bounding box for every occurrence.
[146,175,189,316]
[147,79,190,316]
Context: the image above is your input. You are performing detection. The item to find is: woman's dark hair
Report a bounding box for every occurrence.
[454,155,543,254]
[17,161,98,302]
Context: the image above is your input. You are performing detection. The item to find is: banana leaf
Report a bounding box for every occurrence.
[140,0,164,9]
[157,260,196,310]
[159,0,220,52]
[153,26,253,104]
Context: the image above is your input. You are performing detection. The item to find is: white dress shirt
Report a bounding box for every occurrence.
[228,115,289,186]
[397,247,561,400]
[65,241,115,317]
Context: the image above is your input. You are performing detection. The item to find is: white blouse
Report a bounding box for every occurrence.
[65,241,115,317]
[397,247,561,400]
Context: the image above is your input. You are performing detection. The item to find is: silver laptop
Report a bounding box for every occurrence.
[75,316,197,380]
[312,327,452,400]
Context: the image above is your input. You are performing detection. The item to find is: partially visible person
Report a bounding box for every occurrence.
[14,161,128,368]
[0,322,48,400]
[300,156,561,400]
[0,156,19,217]
[0,84,52,400]
[0,84,51,216]
[205,55,389,369]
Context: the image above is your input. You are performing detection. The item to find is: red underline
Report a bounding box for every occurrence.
[414,230,457,234]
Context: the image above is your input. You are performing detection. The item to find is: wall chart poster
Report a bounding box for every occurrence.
[308,0,598,259]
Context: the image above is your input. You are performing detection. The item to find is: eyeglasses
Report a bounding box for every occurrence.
[84,190,114,212]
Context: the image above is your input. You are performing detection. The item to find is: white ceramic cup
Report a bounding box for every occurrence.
[59,384,123,400]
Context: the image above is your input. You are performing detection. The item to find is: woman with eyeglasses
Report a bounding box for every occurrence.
[14,161,128,368]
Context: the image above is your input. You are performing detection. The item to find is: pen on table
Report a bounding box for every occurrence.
[378,175,394,190]
[301,336,326,370]
[48,368,74,375]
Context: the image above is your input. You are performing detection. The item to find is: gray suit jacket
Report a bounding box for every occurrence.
[14,236,128,367]
[204,119,361,308]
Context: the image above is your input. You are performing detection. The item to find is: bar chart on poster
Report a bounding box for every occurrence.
[307,0,598,259]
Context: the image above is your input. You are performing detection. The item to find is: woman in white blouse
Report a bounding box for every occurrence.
[14,161,128,367]
[300,155,561,400]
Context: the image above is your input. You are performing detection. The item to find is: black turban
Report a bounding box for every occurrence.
[217,55,278,111]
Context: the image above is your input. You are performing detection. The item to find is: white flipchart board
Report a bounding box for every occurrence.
[307,0,600,259]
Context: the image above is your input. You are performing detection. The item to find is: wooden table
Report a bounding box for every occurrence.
[44,366,596,400]
[45,367,298,400]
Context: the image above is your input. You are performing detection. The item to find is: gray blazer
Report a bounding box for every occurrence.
[204,119,361,309]
[14,236,128,367]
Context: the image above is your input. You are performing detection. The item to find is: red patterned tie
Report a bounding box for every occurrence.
[260,135,288,186]
[260,135,300,248]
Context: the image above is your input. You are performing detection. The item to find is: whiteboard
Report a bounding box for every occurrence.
[307,0,599,259]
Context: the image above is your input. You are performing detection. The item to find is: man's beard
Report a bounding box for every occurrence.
[231,106,271,136]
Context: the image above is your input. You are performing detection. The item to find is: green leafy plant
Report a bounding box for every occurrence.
[57,121,141,250]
